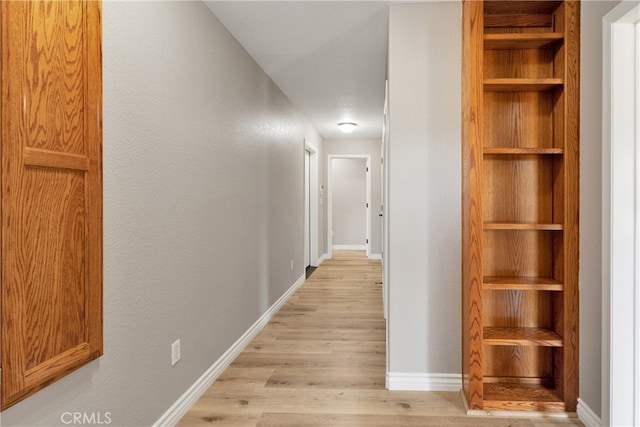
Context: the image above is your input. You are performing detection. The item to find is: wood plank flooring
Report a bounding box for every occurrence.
[178,251,583,427]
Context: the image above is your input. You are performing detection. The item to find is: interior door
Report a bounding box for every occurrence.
[1,0,103,410]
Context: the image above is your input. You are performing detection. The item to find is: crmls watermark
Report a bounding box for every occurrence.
[60,412,112,425]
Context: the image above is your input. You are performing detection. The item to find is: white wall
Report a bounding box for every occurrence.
[324,138,383,256]
[580,0,622,418]
[387,2,462,377]
[1,2,323,426]
[332,158,367,246]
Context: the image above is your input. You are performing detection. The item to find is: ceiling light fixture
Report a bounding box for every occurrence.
[338,122,357,134]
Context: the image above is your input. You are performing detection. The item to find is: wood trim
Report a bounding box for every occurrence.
[24,148,90,171]
[483,327,563,347]
[483,78,563,92]
[559,0,580,412]
[484,147,563,155]
[24,343,91,388]
[483,276,563,291]
[461,0,484,410]
[484,32,564,49]
[483,222,563,231]
[484,14,553,28]
[84,0,104,361]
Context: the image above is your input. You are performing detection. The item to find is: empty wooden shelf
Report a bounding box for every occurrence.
[462,0,579,414]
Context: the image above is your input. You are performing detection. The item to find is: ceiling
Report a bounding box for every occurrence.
[204,1,391,140]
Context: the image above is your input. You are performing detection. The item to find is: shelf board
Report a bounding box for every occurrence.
[483,327,563,347]
[483,222,563,231]
[483,382,565,412]
[484,147,563,155]
[484,78,563,92]
[484,32,564,49]
[483,276,563,291]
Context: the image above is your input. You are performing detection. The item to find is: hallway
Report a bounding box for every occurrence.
[177,251,583,427]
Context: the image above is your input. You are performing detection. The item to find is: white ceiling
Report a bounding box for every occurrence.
[204,1,390,140]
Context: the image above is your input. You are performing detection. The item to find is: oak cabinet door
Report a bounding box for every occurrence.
[1,0,103,410]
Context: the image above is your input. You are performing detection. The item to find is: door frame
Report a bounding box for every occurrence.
[327,154,371,259]
[305,140,319,267]
[602,3,640,425]
[382,80,390,321]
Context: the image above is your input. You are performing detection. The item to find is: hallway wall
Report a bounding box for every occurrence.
[387,2,462,379]
[2,2,323,426]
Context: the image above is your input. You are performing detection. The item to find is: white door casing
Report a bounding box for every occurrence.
[602,3,640,425]
[305,141,319,267]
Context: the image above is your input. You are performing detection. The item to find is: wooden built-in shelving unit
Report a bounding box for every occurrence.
[462,0,579,414]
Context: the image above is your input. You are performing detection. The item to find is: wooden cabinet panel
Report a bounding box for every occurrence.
[1,0,102,410]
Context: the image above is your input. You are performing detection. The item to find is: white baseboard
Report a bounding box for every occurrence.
[369,253,382,260]
[577,398,601,427]
[317,253,328,265]
[332,244,367,250]
[153,273,306,427]
[386,372,462,391]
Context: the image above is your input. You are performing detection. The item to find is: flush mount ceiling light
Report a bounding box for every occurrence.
[338,122,357,134]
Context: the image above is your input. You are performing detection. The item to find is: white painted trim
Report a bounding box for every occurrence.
[602,3,640,426]
[369,253,382,260]
[317,253,328,265]
[386,372,461,392]
[305,140,320,267]
[577,398,602,427]
[332,244,367,251]
[327,154,372,259]
[153,273,306,427]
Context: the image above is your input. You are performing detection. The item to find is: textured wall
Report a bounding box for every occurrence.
[387,2,462,375]
[2,2,322,426]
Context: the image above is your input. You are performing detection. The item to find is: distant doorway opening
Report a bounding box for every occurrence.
[304,141,319,269]
[327,154,371,259]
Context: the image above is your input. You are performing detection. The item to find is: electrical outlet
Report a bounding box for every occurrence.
[290,259,294,270]
[171,339,181,366]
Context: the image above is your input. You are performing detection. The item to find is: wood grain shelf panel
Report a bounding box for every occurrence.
[483,222,563,231]
[463,0,579,413]
[484,327,562,347]
[484,78,563,92]
[483,276,563,291]
[483,382,565,412]
[483,1,563,16]
[483,147,563,155]
[484,32,564,49]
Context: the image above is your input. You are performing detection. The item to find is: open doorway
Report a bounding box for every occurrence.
[327,154,371,259]
[304,140,319,278]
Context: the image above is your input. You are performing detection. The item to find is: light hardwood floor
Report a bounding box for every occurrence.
[178,251,583,427]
